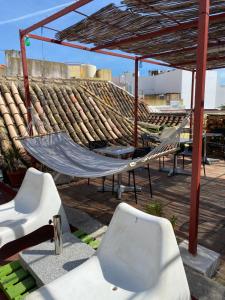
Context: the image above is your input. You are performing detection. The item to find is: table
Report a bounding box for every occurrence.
[203,133,224,165]
[19,233,94,287]
[95,145,141,199]
[95,145,134,157]
[160,133,223,176]
[159,138,192,176]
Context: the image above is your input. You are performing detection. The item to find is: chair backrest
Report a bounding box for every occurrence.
[141,133,160,147]
[97,203,190,296]
[14,168,46,213]
[132,147,152,159]
[14,167,70,232]
[88,140,108,150]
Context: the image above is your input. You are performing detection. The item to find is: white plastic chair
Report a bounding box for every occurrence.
[26,203,190,300]
[0,168,70,248]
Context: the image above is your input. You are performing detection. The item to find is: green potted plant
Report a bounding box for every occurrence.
[145,201,178,229]
[3,148,26,188]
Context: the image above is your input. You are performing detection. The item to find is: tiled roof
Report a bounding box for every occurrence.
[78,79,149,121]
[0,78,150,163]
[0,77,186,165]
[148,112,185,127]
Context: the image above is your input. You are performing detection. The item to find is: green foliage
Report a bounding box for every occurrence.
[169,215,178,229]
[3,148,21,172]
[145,201,178,229]
[145,201,163,217]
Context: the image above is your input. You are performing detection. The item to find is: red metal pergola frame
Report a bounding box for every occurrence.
[19,0,213,255]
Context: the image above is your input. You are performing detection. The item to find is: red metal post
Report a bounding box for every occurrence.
[189,0,210,255]
[20,30,33,135]
[134,57,139,147]
[190,70,195,137]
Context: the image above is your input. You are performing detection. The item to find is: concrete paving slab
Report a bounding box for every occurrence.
[179,240,220,278]
[64,205,107,240]
[19,233,94,287]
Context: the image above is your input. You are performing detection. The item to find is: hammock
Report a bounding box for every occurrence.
[21,117,188,178]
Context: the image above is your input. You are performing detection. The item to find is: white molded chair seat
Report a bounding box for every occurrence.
[0,168,70,248]
[26,203,190,300]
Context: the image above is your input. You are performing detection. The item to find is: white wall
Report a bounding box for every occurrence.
[180,71,193,108]
[215,72,225,108]
[113,70,183,96]
[216,85,225,108]
[113,69,219,109]
[204,71,217,109]
[147,69,183,94]
[169,70,218,109]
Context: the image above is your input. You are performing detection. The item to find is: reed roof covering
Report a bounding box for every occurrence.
[56,2,225,70]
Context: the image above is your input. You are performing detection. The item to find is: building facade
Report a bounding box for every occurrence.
[113,69,225,109]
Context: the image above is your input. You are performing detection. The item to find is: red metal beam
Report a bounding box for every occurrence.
[21,0,93,36]
[141,40,225,60]
[92,12,225,51]
[19,30,33,135]
[207,64,225,70]
[134,58,139,147]
[20,0,92,137]
[140,59,172,68]
[174,54,225,68]
[189,0,210,255]
[27,33,175,68]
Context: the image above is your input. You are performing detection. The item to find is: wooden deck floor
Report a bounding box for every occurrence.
[59,157,225,285]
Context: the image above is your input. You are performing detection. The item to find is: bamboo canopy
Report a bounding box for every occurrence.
[56,2,225,70]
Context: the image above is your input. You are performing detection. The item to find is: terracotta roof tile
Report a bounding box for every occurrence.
[0,77,185,165]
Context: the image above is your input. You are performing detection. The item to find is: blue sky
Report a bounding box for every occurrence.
[0,0,171,76]
[0,1,224,77]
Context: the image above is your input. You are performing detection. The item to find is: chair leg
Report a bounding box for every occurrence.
[102,177,106,192]
[128,171,131,185]
[132,170,137,204]
[112,175,115,194]
[182,155,185,169]
[173,154,176,176]
[159,158,161,170]
[147,164,153,198]
[202,161,206,177]
[87,178,90,185]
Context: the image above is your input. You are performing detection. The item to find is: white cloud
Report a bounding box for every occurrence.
[0,1,74,25]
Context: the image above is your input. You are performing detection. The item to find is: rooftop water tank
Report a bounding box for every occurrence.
[80,64,96,78]
[68,64,81,78]
[96,69,112,81]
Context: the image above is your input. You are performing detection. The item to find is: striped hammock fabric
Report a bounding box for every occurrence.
[21,117,188,178]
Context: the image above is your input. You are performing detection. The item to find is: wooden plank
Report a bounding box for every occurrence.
[0,262,21,278]
[5,277,36,300]
[0,268,29,289]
